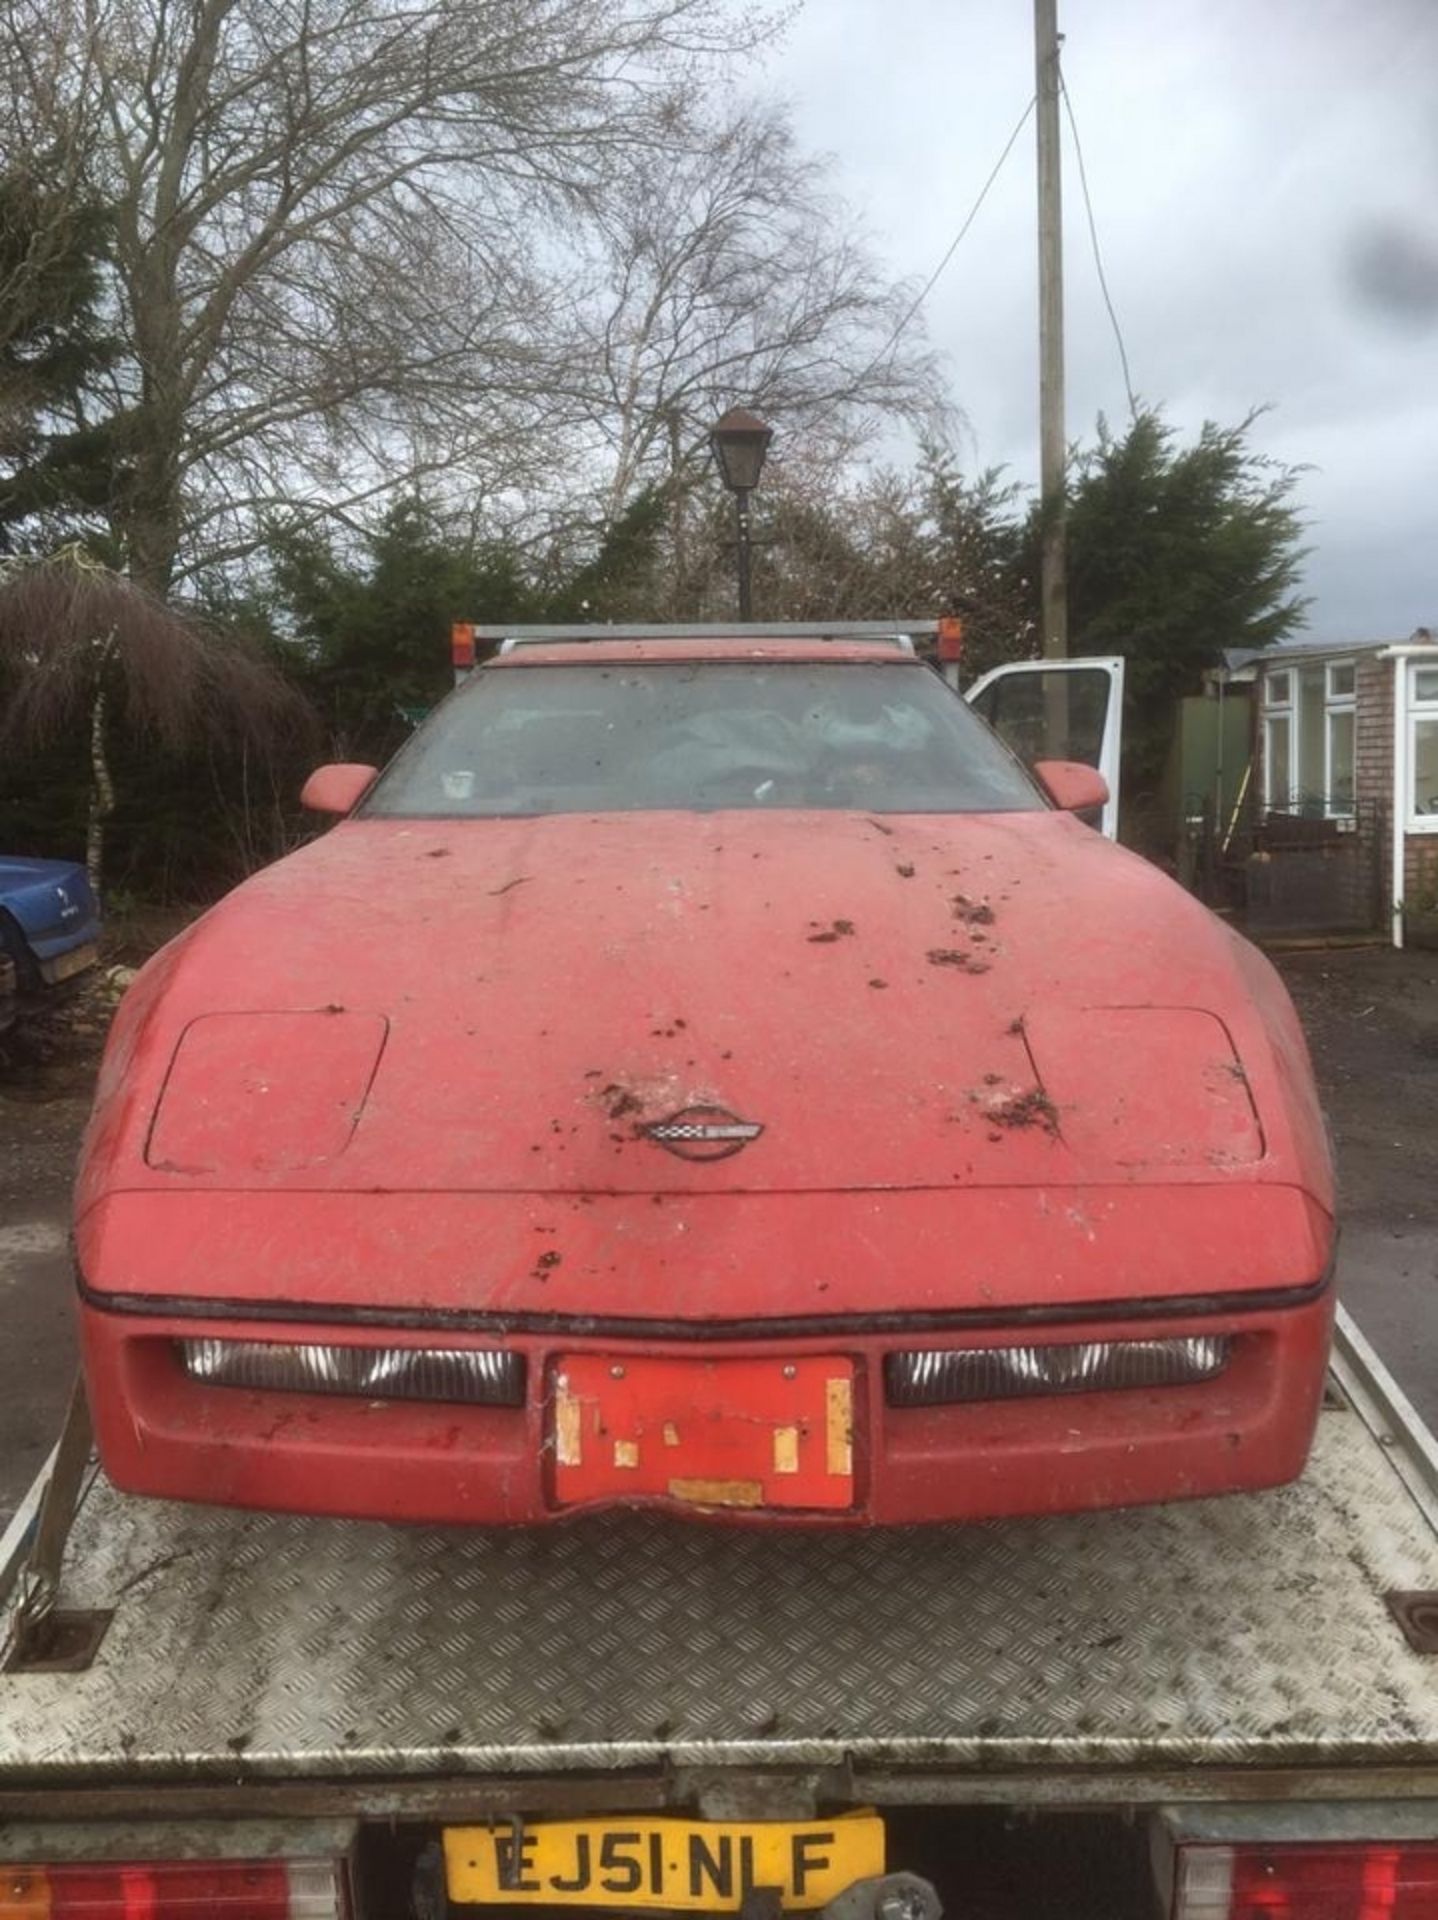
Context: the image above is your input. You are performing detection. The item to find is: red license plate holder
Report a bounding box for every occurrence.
[551,1355,855,1511]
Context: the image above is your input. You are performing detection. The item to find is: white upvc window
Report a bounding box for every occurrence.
[1263,671,1293,810]
[1408,663,1438,830]
[1262,658,1355,817]
[1325,661,1356,818]
[1264,668,1293,707]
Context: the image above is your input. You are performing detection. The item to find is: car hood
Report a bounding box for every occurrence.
[82,809,1331,1210]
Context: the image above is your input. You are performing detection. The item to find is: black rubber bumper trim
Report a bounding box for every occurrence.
[77,1266,1334,1343]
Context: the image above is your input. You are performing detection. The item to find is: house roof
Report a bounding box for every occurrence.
[1221,630,1438,679]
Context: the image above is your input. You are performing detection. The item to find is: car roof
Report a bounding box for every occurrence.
[487,638,922,669]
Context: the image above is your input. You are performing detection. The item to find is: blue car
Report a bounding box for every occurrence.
[0,857,102,994]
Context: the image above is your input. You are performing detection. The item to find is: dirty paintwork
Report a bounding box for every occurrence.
[74,641,1336,1527]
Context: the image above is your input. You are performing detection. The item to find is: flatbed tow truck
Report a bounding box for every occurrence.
[4,629,1436,1919]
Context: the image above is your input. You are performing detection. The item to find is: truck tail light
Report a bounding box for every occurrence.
[0,1858,344,1918]
[1175,1842,1438,1918]
[178,1338,526,1407]
[885,1334,1230,1406]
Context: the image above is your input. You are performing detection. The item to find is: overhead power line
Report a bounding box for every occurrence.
[859,94,1037,387]
[1059,68,1139,421]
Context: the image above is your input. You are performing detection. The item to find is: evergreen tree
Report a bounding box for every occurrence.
[273,496,541,763]
[0,168,118,551]
[917,452,1033,676]
[1047,409,1308,790]
[541,489,668,623]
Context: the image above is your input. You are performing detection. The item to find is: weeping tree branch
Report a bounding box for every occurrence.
[0,544,314,897]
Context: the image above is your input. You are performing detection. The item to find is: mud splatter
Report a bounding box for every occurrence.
[927,948,990,974]
[988,1089,1060,1135]
[951,894,995,926]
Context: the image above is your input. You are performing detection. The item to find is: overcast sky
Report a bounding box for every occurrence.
[768,0,1438,642]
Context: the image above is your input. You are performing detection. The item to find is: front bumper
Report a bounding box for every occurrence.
[78,1284,1334,1527]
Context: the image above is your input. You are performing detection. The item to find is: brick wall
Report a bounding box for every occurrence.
[1405,838,1438,917]
[1355,654,1393,824]
[1357,655,1395,917]
[1352,655,1438,930]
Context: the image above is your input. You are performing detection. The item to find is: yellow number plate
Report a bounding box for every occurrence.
[444,1813,885,1911]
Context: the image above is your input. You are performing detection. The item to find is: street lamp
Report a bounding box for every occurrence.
[709,406,773,621]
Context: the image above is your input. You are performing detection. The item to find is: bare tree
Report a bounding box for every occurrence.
[566,98,951,532]
[0,0,98,339]
[0,545,310,894]
[741,455,1033,668]
[0,0,767,591]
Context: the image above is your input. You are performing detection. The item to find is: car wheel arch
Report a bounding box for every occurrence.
[0,907,40,991]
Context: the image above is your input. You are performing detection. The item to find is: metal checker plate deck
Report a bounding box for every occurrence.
[6,1408,1438,1784]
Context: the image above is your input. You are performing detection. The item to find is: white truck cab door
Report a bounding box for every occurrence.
[964,656,1125,840]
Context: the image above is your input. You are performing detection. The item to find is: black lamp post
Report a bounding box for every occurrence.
[709,406,773,620]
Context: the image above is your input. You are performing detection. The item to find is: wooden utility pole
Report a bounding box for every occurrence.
[1035,0,1067,658]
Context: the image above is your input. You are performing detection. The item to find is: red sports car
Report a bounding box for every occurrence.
[75,636,1335,1526]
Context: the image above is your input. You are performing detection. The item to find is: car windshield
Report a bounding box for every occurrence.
[362,660,1045,817]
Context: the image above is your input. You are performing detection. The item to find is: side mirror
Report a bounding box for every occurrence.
[300,763,379,815]
[1033,759,1110,815]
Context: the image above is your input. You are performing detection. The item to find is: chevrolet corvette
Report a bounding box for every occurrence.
[75,636,1335,1525]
